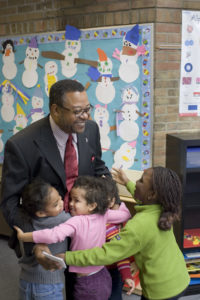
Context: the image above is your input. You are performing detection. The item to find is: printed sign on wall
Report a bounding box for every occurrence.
[180,11,200,116]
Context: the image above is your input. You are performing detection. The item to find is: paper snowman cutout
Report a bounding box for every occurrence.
[13,103,28,134]
[119,25,140,83]
[87,48,117,104]
[61,25,81,78]
[2,39,17,80]
[22,37,40,88]
[112,141,136,169]
[1,81,15,122]
[94,104,111,152]
[0,130,4,153]
[95,48,116,104]
[44,61,58,96]
[116,86,140,142]
[121,86,140,121]
[29,85,44,123]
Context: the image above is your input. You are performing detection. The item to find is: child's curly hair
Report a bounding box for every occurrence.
[152,166,182,231]
[21,178,52,219]
[100,176,121,205]
[72,176,110,214]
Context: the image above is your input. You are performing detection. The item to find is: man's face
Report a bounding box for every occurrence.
[52,90,90,134]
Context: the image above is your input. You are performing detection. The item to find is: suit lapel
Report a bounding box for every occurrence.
[34,117,66,188]
[77,131,88,174]
[33,118,93,185]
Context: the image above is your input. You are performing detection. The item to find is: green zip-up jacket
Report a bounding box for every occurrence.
[65,181,190,299]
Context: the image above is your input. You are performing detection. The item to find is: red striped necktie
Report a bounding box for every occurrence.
[63,134,78,211]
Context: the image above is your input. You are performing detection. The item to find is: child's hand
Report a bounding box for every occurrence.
[124,278,135,295]
[55,253,65,260]
[14,225,25,241]
[14,225,33,243]
[111,168,130,186]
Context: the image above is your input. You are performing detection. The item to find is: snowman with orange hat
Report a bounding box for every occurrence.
[13,103,28,135]
[87,48,118,104]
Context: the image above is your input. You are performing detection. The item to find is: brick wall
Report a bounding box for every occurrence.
[0,0,200,167]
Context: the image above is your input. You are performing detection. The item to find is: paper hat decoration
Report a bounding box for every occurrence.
[33,84,43,99]
[2,39,15,53]
[65,25,81,41]
[29,37,38,48]
[87,66,101,81]
[125,24,139,45]
[121,86,139,102]
[16,103,25,115]
[128,140,137,148]
[97,48,107,61]
[3,82,12,93]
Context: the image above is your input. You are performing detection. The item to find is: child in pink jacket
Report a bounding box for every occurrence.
[15,175,131,300]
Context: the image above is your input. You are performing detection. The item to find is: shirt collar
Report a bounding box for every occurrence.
[135,204,161,212]
[49,115,77,146]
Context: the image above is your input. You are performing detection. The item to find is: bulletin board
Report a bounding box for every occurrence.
[0,23,153,170]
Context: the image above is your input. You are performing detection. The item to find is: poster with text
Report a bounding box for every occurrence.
[180,10,200,116]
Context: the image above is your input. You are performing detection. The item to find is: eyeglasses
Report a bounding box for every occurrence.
[58,104,93,117]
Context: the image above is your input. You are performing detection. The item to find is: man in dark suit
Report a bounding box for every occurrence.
[1,79,110,227]
[1,79,111,299]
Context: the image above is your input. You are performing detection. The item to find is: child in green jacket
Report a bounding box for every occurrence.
[64,166,190,300]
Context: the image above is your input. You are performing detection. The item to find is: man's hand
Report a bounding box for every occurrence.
[33,244,62,271]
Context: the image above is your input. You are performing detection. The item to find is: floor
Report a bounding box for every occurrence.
[0,235,199,300]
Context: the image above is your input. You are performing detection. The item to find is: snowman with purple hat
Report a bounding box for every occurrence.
[22,37,40,88]
[119,24,140,83]
[28,84,44,123]
[61,25,81,78]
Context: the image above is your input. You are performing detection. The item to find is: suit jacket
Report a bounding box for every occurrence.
[1,116,110,227]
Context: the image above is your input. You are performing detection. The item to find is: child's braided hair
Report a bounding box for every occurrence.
[152,166,182,231]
